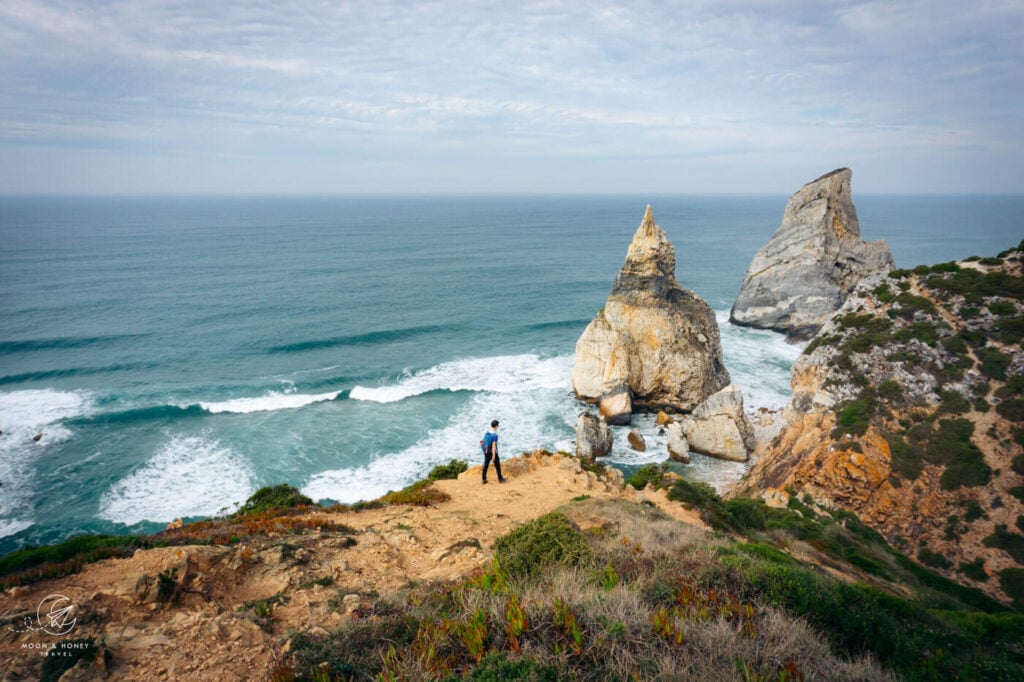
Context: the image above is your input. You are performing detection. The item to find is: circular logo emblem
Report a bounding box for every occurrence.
[37,594,77,636]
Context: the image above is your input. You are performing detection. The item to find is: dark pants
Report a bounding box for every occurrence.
[483,450,502,482]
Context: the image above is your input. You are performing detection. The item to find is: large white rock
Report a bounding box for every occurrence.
[573,206,730,411]
[730,168,894,340]
[680,385,754,462]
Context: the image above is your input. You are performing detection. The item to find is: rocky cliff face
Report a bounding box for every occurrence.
[731,168,895,340]
[738,241,1024,605]
[572,206,730,413]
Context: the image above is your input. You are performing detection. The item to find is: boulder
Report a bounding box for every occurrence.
[730,168,894,340]
[573,205,731,411]
[656,411,674,426]
[627,429,646,452]
[576,412,613,461]
[666,422,689,463]
[680,385,754,462]
[599,385,633,426]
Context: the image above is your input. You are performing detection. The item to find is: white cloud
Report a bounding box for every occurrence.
[0,0,1021,193]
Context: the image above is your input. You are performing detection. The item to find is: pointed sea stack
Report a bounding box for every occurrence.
[572,206,730,417]
[730,168,894,340]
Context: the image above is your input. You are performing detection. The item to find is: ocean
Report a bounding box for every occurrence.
[1,194,1021,554]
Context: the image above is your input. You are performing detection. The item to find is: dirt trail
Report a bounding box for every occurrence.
[0,451,702,681]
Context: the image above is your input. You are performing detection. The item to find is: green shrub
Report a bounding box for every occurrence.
[997,398,1024,422]
[1014,455,1024,476]
[893,292,938,319]
[469,652,561,681]
[666,478,720,509]
[996,375,1024,399]
[380,479,451,506]
[989,300,1017,315]
[960,305,981,318]
[722,498,768,532]
[959,558,988,582]
[872,282,895,303]
[983,525,1024,563]
[942,335,969,355]
[893,321,943,346]
[918,546,952,570]
[831,389,877,438]
[1009,486,1024,503]
[625,463,668,490]
[999,568,1024,611]
[980,349,1012,380]
[938,389,971,415]
[960,329,988,348]
[0,534,141,580]
[925,268,1024,300]
[886,433,922,480]
[234,484,313,516]
[493,513,593,578]
[427,459,468,481]
[877,379,902,402]
[997,315,1024,343]
[962,499,987,523]
[287,616,419,680]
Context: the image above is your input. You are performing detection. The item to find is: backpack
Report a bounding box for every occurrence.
[480,432,494,454]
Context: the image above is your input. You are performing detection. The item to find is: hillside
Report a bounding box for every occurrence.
[738,240,1024,608]
[2,451,1021,680]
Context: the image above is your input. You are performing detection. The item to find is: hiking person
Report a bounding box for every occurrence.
[481,419,505,484]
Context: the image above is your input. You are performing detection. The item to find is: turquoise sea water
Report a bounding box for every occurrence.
[1,194,1021,553]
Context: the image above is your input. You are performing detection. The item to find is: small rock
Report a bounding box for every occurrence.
[627,429,646,452]
[656,411,674,426]
[575,412,613,460]
[165,518,184,530]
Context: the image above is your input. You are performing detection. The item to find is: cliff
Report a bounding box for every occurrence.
[2,452,1019,680]
[731,168,895,340]
[738,240,1024,606]
[573,206,730,416]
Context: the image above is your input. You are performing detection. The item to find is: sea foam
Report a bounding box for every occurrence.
[198,390,341,414]
[0,389,92,538]
[304,356,576,503]
[717,311,803,412]
[349,353,569,404]
[98,435,255,525]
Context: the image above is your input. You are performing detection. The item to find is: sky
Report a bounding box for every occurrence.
[0,0,1021,195]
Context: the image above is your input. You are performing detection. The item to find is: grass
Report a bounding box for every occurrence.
[492,513,594,579]
[427,459,469,481]
[233,484,313,517]
[626,462,669,490]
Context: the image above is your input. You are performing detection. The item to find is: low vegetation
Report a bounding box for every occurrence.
[276,497,1022,681]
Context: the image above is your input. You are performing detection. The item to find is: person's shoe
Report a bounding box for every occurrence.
[482,480,488,485]
[498,478,507,483]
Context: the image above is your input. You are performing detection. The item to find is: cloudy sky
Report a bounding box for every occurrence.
[0,0,1021,194]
